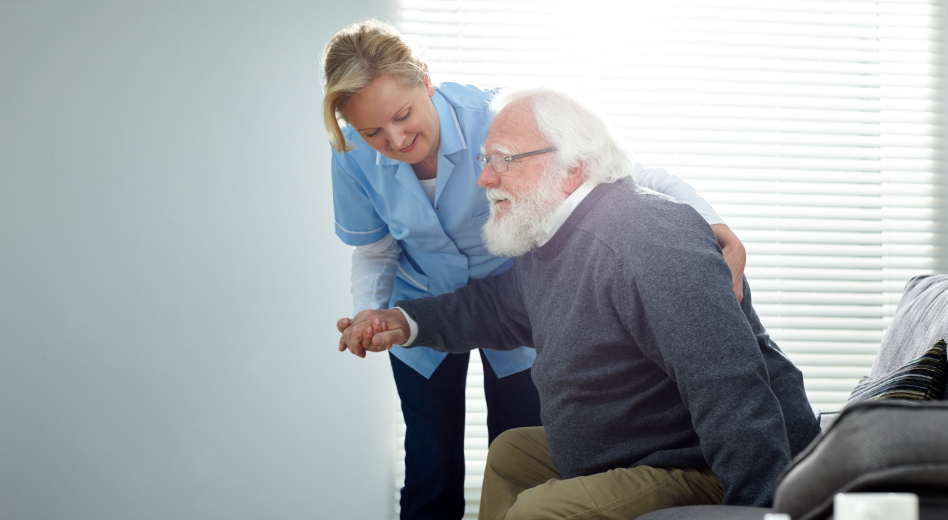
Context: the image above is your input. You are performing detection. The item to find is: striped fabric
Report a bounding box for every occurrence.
[847,340,948,404]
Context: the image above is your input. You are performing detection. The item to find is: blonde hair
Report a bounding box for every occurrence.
[321,20,427,153]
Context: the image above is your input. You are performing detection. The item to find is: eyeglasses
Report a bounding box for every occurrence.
[476,147,557,173]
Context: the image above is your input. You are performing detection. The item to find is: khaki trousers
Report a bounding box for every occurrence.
[479,427,724,520]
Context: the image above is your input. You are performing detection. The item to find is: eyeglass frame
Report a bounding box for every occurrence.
[476,147,557,173]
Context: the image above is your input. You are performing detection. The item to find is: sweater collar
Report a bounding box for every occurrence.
[535,177,634,258]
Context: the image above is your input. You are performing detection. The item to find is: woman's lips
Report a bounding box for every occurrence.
[398,135,418,153]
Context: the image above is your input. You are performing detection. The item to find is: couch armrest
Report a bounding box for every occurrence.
[775,400,948,520]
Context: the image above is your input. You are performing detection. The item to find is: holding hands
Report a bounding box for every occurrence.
[337,308,411,358]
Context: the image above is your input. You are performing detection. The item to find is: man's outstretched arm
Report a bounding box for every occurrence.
[337,267,533,357]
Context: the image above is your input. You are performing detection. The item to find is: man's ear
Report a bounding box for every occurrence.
[562,162,585,195]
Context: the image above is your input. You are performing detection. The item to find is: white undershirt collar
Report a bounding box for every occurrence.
[535,179,601,247]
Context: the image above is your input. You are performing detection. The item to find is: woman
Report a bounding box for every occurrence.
[322,20,746,520]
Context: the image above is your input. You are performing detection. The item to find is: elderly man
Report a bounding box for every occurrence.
[338,87,821,520]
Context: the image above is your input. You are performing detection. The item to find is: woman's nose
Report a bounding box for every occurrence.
[389,127,409,149]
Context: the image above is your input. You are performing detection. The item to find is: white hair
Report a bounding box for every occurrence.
[488,87,634,185]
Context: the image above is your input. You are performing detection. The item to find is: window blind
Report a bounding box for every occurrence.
[395,1,946,517]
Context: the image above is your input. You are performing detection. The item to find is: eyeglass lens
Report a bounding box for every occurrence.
[489,154,508,173]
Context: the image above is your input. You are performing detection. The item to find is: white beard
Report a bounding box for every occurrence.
[482,168,568,257]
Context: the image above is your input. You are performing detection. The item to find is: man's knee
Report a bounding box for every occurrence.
[485,427,543,475]
[485,429,524,480]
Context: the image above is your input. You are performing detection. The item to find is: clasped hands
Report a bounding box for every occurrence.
[336,308,411,358]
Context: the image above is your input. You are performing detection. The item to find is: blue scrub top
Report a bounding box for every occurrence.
[331,82,536,379]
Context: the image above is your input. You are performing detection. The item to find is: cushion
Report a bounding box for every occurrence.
[847,340,947,404]
[773,400,948,520]
[872,275,948,379]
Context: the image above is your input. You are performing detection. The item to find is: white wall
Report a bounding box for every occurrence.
[0,2,397,518]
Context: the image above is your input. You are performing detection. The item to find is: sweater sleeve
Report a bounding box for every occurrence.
[395,267,533,353]
[616,210,791,507]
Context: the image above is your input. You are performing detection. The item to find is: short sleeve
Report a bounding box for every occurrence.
[331,152,390,246]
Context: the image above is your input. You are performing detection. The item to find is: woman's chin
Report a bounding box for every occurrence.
[388,143,430,165]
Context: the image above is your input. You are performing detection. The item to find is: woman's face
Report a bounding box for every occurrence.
[342,74,440,165]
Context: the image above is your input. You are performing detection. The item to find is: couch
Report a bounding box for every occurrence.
[638,274,948,520]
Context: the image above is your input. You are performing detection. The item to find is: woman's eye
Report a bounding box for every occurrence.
[366,129,380,137]
[396,110,410,121]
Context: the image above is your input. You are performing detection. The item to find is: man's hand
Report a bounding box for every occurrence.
[336,308,411,358]
[711,223,747,303]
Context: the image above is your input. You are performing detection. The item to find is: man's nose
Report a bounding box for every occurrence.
[477,163,499,188]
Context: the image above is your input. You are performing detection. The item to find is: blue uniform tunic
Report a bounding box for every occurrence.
[331,82,536,378]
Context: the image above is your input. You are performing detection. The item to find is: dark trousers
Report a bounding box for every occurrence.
[390,349,542,520]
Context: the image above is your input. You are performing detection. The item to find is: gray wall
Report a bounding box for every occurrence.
[0,2,397,518]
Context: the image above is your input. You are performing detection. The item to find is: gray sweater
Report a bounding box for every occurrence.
[397,177,820,507]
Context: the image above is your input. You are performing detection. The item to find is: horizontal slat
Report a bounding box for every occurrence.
[433,68,946,89]
[780,341,883,354]
[402,0,943,16]
[414,33,943,55]
[682,170,943,184]
[426,48,947,76]
[700,182,941,197]
[766,328,883,341]
[703,192,941,206]
[615,119,944,137]
[804,378,871,391]
[747,266,927,279]
[790,354,878,366]
[415,35,944,64]
[755,304,896,318]
[402,15,945,38]
[748,256,937,270]
[635,145,943,162]
[732,218,943,233]
[715,205,943,220]
[618,132,945,151]
[798,365,875,378]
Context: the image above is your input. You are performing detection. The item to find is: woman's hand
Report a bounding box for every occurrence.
[710,223,746,303]
[336,309,411,358]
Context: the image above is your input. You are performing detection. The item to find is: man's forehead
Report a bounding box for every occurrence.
[486,102,541,152]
